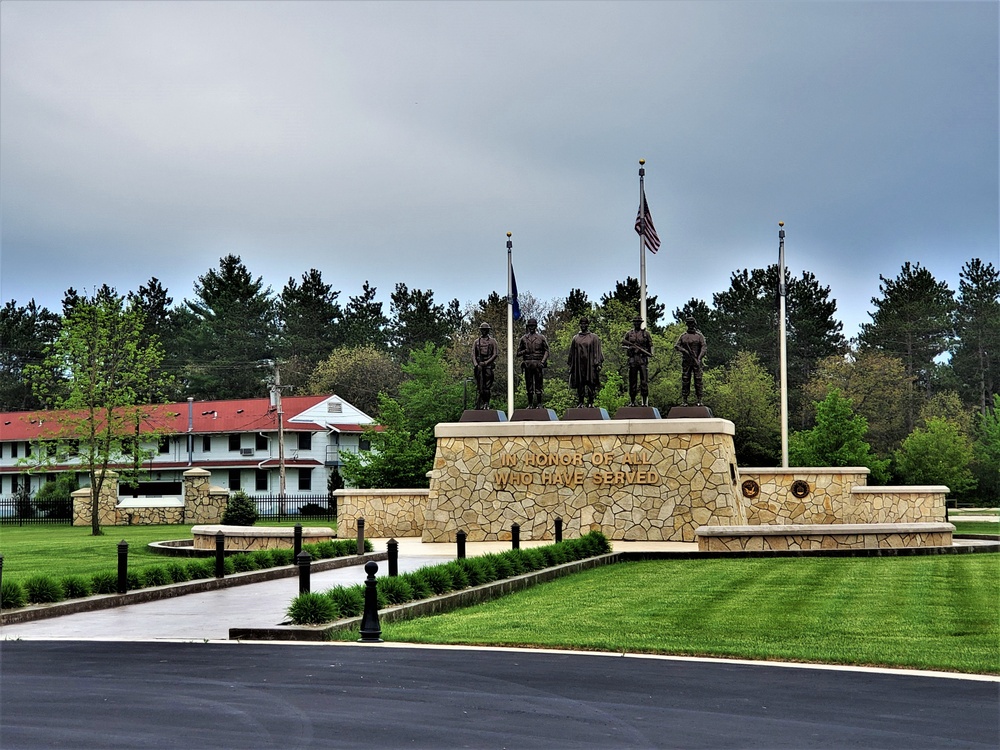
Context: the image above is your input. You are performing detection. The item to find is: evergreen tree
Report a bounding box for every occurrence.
[599,277,665,331]
[0,300,60,411]
[972,394,1000,505]
[951,258,1000,414]
[341,281,388,350]
[277,269,343,383]
[858,262,955,430]
[127,277,176,401]
[182,255,277,399]
[388,283,455,356]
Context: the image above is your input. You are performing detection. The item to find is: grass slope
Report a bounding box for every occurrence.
[363,556,1000,674]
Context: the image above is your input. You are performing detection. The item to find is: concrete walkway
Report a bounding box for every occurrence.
[0,538,695,642]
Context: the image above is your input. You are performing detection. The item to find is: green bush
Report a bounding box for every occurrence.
[33,474,78,519]
[401,571,433,600]
[60,574,93,599]
[271,548,295,566]
[24,574,64,604]
[287,592,338,625]
[221,490,258,526]
[326,585,364,617]
[1,579,27,609]
[126,570,143,590]
[166,562,191,583]
[487,553,513,579]
[421,567,453,595]
[311,541,337,559]
[298,502,332,517]
[442,561,470,590]
[231,553,259,573]
[250,550,274,569]
[500,550,526,576]
[91,571,118,594]
[456,558,487,586]
[186,559,215,580]
[378,576,415,605]
[521,548,546,571]
[142,566,171,587]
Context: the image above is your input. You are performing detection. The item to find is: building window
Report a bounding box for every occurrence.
[158,437,170,454]
[297,432,312,451]
[255,469,269,492]
[255,433,269,451]
[11,475,20,493]
[228,469,241,491]
[359,438,371,452]
[202,435,212,452]
[298,468,312,492]
[228,434,241,452]
[26,442,32,456]
[11,442,17,458]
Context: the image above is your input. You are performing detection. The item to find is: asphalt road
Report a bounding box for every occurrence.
[1,641,996,749]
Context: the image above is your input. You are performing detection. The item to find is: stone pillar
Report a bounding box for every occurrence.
[183,468,226,524]
[71,471,120,526]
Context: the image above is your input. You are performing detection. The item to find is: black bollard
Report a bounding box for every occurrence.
[387,538,398,577]
[555,516,563,543]
[0,554,4,608]
[215,531,226,579]
[456,529,467,560]
[293,523,303,559]
[358,561,383,643]
[511,523,520,550]
[296,550,312,594]
[117,540,129,594]
[356,518,366,556]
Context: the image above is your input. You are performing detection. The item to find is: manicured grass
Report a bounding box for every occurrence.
[952,521,999,535]
[346,556,1000,674]
[0,521,337,582]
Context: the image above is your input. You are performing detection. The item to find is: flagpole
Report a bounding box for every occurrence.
[507,232,514,417]
[778,221,789,468]
[638,159,647,327]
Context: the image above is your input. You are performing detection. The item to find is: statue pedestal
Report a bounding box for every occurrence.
[510,408,559,422]
[666,405,713,419]
[613,406,661,420]
[459,409,508,423]
[425,418,745,543]
[563,407,610,421]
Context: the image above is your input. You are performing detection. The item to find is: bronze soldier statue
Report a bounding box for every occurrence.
[568,317,604,408]
[622,316,654,407]
[674,315,707,406]
[516,318,549,408]
[472,322,499,409]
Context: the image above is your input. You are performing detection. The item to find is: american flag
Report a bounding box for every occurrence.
[634,188,660,254]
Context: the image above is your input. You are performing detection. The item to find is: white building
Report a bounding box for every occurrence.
[0,394,375,496]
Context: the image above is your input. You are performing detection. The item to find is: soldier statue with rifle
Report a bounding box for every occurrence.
[621,316,654,407]
[674,315,707,406]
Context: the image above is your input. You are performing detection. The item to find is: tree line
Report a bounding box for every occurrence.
[3,253,998,504]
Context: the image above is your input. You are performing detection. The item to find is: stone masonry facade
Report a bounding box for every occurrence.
[72,468,228,526]
[336,490,429,539]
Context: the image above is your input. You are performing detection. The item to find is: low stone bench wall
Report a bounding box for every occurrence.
[335,489,429,539]
[695,522,955,552]
[191,525,335,551]
[847,486,949,524]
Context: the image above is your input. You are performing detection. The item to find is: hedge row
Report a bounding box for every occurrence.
[0,538,374,610]
[286,532,612,626]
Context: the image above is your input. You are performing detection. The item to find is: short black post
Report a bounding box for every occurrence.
[117,540,129,594]
[356,517,366,556]
[215,531,226,578]
[0,554,5,607]
[387,538,398,577]
[358,561,383,643]
[456,530,467,560]
[293,523,303,559]
[296,550,312,594]
[511,523,520,550]
[554,516,563,543]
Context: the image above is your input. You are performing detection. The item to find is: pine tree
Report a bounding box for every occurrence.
[341,281,388,350]
[277,268,343,379]
[951,258,1000,414]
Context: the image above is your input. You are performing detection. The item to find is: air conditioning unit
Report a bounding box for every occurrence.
[240,448,253,456]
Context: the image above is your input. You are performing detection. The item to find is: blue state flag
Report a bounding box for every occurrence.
[510,265,522,321]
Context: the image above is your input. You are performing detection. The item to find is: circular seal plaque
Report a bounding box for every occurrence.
[791,479,810,499]
[741,479,760,499]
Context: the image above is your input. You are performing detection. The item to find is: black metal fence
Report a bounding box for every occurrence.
[0,495,74,526]
[250,494,337,522]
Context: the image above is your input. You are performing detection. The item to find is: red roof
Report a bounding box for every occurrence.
[0,395,362,442]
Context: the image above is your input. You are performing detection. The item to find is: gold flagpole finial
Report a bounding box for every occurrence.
[507,232,512,237]
[638,158,645,165]
[778,221,784,227]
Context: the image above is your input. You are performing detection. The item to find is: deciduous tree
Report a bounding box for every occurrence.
[306,345,403,417]
[894,418,976,496]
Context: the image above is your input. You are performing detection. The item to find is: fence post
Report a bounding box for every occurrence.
[296,550,312,594]
[555,516,563,543]
[215,531,226,578]
[511,523,520,550]
[293,523,303,559]
[358,561,383,643]
[117,540,129,594]
[456,529,466,560]
[356,517,365,556]
[0,554,4,607]
[387,538,398,577]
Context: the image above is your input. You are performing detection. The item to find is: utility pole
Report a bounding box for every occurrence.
[270,361,291,512]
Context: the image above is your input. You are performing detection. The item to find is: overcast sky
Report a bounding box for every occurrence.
[1,1,996,340]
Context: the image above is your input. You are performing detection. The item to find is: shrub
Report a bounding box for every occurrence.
[521,548,546,571]
[231,554,259,573]
[401,571,433,600]
[33,474,78,519]
[271,548,295,566]
[250,550,274,569]
[487,553,513,579]
[24,575,64,604]
[166,562,191,583]
[91,571,118,594]
[142,566,171,587]
[186,559,215,580]
[456,558,486,586]
[442,561,470,590]
[298,502,332,517]
[378,576,415,606]
[1,579,26,609]
[60,575,93,599]
[287,592,338,625]
[126,571,143,590]
[500,550,526,576]
[421,567,453,595]
[311,541,337,559]
[326,585,364,617]
[221,490,258,526]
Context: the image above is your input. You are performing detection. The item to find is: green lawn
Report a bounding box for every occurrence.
[344,556,1000,674]
[952,521,1000,535]
[0,521,336,582]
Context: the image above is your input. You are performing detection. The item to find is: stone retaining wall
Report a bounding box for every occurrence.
[696,522,954,552]
[847,487,948,523]
[335,489,429,538]
[739,468,871,524]
[191,524,335,551]
[425,419,744,543]
[72,468,228,526]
